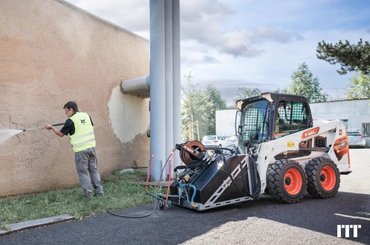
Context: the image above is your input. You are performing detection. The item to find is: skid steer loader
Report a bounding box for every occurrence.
[158,93,351,211]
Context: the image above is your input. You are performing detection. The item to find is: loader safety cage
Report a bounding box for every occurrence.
[236,93,313,151]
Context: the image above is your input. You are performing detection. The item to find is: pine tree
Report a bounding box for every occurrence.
[287,63,328,102]
[235,88,261,100]
[347,72,370,99]
[317,39,370,75]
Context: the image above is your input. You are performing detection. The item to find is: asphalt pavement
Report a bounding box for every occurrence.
[0,149,369,245]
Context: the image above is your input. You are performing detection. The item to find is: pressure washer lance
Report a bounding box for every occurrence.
[23,123,64,132]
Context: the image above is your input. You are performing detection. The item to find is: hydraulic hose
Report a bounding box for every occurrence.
[107,149,175,218]
[107,201,158,219]
[189,184,196,203]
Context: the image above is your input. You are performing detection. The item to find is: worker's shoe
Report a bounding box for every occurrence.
[82,192,93,199]
[94,192,104,197]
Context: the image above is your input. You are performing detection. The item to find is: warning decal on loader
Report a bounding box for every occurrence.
[301,127,320,139]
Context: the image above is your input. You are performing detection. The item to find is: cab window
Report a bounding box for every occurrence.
[275,101,309,138]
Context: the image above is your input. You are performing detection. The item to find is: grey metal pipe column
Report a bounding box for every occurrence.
[164,0,173,177]
[150,0,166,181]
[172,0,181,168]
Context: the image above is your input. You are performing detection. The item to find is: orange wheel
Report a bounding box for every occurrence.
[267,159,306,203]
[320,165,336,191]
[305,158,340,199]
[284,168,303,195]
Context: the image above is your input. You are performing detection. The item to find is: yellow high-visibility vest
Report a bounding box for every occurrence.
[69,112,96,152]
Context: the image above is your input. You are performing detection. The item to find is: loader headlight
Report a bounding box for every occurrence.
[217,160,224,169]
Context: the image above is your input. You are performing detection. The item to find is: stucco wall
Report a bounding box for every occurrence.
[0,0,150,196]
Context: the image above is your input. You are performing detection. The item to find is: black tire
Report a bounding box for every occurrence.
[267,159,307,203]
[305,157,340,198]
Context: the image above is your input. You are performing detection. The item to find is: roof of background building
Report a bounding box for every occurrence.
[311,97,370,104]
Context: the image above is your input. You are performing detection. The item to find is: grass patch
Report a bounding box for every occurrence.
[0,168,156,226]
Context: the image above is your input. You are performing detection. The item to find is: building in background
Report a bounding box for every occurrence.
[216,98,370,145]
[0,0,149,196]
[310,99,370,136]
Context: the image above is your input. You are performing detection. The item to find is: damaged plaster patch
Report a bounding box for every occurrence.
[108,86,149,143]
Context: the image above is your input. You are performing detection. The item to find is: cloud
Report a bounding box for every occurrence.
[183,26,302,58]
[220,42,263,58]
[252,27,303,43]
[66,0,302,59]
[202,55,220,64]
[180,0,232,46]
[180,0,233,22]
[180,1,303,58]
[181,52,220,65]
[218,27,303,57]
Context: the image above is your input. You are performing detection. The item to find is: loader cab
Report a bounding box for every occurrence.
[236,93,313,152]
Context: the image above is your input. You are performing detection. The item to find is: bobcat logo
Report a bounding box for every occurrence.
[80,119,86,124]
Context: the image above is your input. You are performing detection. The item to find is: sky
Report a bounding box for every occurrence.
[64,0,370,104]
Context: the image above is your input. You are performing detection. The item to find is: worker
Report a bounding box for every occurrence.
[46,101,104,198]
